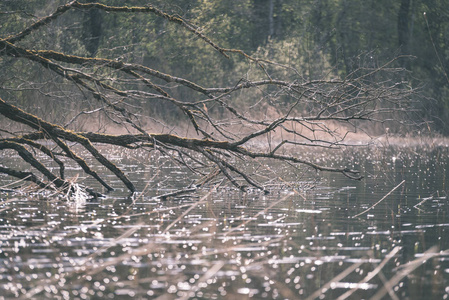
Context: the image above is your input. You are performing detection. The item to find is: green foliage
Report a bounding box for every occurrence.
[0,0,448,131]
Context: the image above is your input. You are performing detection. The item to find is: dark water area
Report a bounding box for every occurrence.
[1,144,449,299]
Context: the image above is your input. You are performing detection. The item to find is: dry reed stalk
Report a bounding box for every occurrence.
[176,261,226,300]
[161,181,221,234]
[0,197,19,213]
[224,192,294,236]
[336,246,401,300]
[0,174,32,190]
[305,261,364,300]
[413,195,433,211]
[352,180,405,218]
[369,246,439,300]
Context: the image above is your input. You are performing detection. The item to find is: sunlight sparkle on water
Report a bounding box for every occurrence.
[0,146,448,299]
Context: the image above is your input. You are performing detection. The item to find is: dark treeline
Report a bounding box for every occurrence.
[1,0,448,133]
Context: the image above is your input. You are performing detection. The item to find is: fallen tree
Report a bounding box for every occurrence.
[0,1,417,196]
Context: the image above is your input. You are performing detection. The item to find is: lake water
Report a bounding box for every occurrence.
[0,143,448,299]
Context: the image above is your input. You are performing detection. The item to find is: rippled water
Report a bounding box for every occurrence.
[1,145,449,299]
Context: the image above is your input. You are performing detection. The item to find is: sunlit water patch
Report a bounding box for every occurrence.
[0,146,448,299]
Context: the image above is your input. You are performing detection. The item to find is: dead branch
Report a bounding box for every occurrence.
[0,2,418,196]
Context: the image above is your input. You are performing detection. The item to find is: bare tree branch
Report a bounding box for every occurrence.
[0,2,418,195]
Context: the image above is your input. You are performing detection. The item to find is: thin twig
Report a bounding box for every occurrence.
[153,187,197,200]
[352,180,405,218]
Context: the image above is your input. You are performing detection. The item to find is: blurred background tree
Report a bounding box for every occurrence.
[1,0,447,132]
[0,0,425,194]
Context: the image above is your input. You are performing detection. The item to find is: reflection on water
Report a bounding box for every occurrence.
[0,145,449,299]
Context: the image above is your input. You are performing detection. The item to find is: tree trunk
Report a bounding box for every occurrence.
[398,0,411,68]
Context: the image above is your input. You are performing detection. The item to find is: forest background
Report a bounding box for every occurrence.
[1,0,448,134]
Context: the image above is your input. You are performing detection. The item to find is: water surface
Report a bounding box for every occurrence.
[1,145,448,299]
